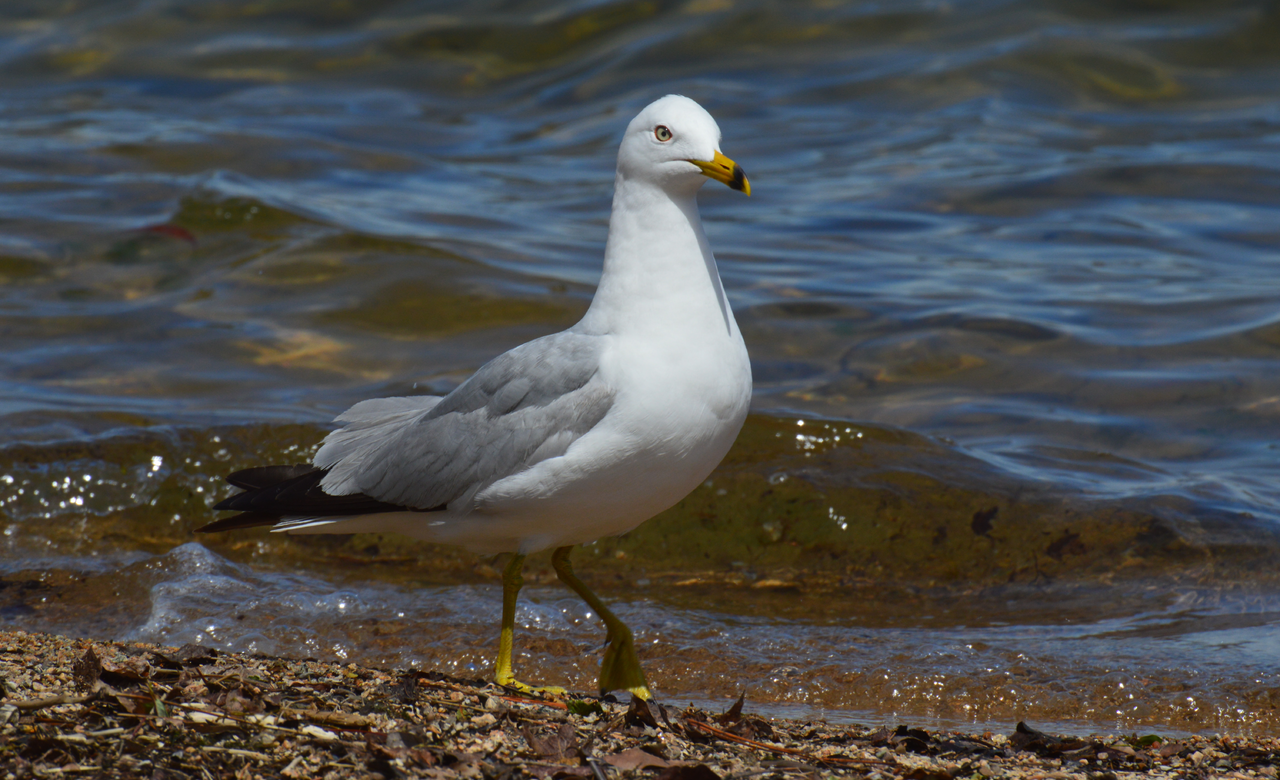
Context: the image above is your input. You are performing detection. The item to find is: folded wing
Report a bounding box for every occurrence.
[199,332,613,532]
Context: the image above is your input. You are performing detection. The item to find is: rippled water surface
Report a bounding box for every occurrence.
[2,0,1279,735]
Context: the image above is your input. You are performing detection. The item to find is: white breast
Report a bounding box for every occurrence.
[454,320,750,553]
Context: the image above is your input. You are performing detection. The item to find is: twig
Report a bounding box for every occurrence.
[107,693,344,741]
[496,693,568,710]
[201,746,272,760]
[412,676,570,711]
[279,707,372,729]
[3,692,98,711]
[586,756,610,780]
[683,719,894,769]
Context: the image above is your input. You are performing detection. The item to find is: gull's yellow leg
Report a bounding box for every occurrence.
[551,546,652,700]
[494,553,565,696]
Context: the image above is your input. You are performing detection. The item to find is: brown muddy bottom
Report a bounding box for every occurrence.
[2,416,1278,737]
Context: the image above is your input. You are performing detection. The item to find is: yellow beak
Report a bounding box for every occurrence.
[688,150,751,196]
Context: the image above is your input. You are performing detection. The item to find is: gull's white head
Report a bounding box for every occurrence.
[616,94,751,198]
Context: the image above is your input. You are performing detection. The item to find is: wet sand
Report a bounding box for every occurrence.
[3,629,1276,779]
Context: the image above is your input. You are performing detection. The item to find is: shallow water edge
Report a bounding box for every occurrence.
[3,413,1278,736]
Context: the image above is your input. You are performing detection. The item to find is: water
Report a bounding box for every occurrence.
[2,0,1279,735]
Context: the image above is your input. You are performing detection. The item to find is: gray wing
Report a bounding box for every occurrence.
[315,331,613,510]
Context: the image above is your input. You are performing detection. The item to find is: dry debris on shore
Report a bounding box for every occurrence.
[2,629,1276,779]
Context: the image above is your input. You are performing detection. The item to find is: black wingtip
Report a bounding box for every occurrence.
[195,512,281,534]
[203,463,412,533]
[225,463,316,491]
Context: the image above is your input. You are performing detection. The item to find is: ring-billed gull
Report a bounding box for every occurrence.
[198,95,753,700]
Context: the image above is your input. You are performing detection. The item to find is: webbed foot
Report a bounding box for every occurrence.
[495,672,567,698]
[600,627,652,700]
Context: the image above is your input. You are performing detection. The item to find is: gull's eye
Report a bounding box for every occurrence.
[654,125,672,142]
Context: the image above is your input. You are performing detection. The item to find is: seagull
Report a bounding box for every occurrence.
[197,95,753,701]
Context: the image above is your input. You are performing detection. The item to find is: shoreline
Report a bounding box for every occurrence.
[3,629,1276,779]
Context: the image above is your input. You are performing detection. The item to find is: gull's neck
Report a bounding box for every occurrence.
[577,176,735,339]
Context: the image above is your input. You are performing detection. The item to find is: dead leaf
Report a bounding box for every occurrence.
[654,765,721,780]
[1010,721,1059,751]
[174,644,219,666]
[716,694,745,726]
[528,767,592,779]
[213,687,262,716]
[626,695,659,728]
[445,750,486,766]
[99,655,152,687]
[1009,722,1091,758]
[890,725,930,753]
[522,723,580,761]
[904,768,953,780]
[72,648,102,692]
[388,670,421,703]
[602,747,671,771]
[1158,741,1187,759]
[715,699,775,742]
[407,748,437,767]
